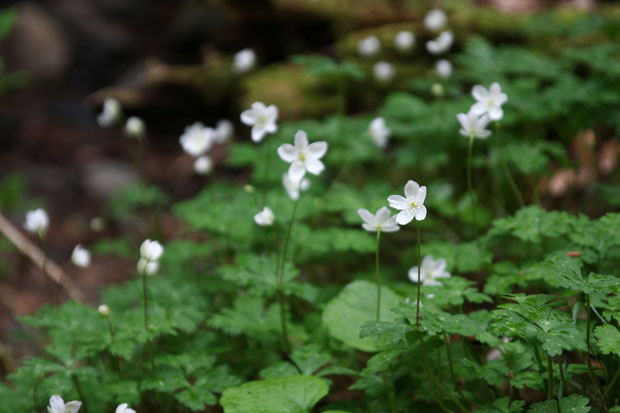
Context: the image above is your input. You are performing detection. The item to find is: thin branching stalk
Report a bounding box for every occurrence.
[375,230,382,322]
[467,134,479,242]
[546,354,554,400]
[416,222,422,328]
[495,123,524,208]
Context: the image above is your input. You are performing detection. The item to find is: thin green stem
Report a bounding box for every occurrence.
[382,372,397,413]
[547,354,554,400]
[142,270,154,368]
[262,138,271,207]
[106,319,121,375]
[601,364,620,407]
[71,375,88,413]
[495,123,524,208]
[558,358,567,398]
[443,333,479,408]
[375,230,382,322]
[467,134,479,242]
[416,222,421,329]
[585,294,604,396]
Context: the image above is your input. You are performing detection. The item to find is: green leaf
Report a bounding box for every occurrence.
[322,280,402,352]
[290,344,331,375]
[527,394,590,413]
[594,325,620,356]
[220,375,329,413]
[486,206,574,244]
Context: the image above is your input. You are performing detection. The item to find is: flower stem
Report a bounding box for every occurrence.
[467,134,479,242]
[585,294,604,395]
[495,123,524,208]
[142,270,154,368]
[71,375,88,413]
[375,230,382,322]
[106,318,121,375]
[546,354,554,400]
[262,138,271,208]
[601,363,620,407]
[443,332,479,407]
[416,221,421,329]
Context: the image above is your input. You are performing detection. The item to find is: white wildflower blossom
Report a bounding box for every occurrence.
[357,35,381,58]
[435,59,452,78]
[470,82,508,121]
[282,173,309,201]
[233,48,256,74]
[240,102,278,143]
[394,31,415,52]
[457,110,492,139]
[357,207,399,233]
[387,180,427,225]
[47,395,81,413]
[277,130,328,183]
[254,207,274,226]
[71,244,91,268]
[424,9,447,32]
[408,255,451,286]
[426,31,453,55]
[194,156,213,175]
[373,61,395,83]
[24,208,49,236]
[97,98,121,127]
[179,122,214,156]
[124,116,145,138]
[369,117,391,148]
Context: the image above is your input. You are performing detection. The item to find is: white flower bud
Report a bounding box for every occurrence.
[435,59,452,78]
[233,48,256,74]
[140,239,164,261]
[98,304,110,317]
[254,207,274,226]
[394,31,415,52]
[194,156,213,175]
[137,257,159,276]
[424,9,447,32]
[71,244,91,268]
[124,116,145,138]
[357,36,381,58]
[24,208,49,236]
[373,61,395,83]
[97,98,122,127]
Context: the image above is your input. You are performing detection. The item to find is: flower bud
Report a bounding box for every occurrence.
[244,184,255,194]
[431,83,444,97]
[124,116,146,139]
[98,304,110,317]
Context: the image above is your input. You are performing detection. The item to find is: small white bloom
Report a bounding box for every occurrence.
[194,156,213,175]
[140,239,164,261]
[470,82,508,121]
[24,208,49,236]
[71,245,91,268]
[405,297,422,307]
[179,122,214,156]
[424,9,447,32]
[373,61,395,83]
[97,98,121,127]
[277,130,328,183]
[47,395,82,413]
[369,117,390,148]
[282,173,309,201]
[254,207,274,226]
[435,59,452,78]
[233,48,256,74]
[357,35,381,58]
[137,258,159,276]
[426,31,453,55]
[213,119,234,144]
[387,180,427,225]
[240,102,278,143]
[394,31,415,52]
[408,255,451,286]
[357,206,399,233]
[98,304,110,317]
[457,110,492,139]
[124,116,145,138]
[115,403,137,413]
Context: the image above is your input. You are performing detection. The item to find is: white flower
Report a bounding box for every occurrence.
[369,117,390,148]
[24,208,49,235]
[115,403,137,413]
[179,122,214,156]
[373,61,395,83]
[254,207,274,226]
[357,207,399,233]
[357,35,381,58]
[470,82,508,121]
[424,9,447,32]
[233,48,256,74]
[277,130,328,183]
[137,258,159,276]
[394,31,415,52]
[457,110,492,139]
[124,116,145,138]
[97,98,121,127]
[240,102,278,143]
[387,180,427,225]
[140,239,164,261]
[408,255,451,286]
[282,173,309,201]
[71,245,91,268]
[98,304,110,317]
[435,59,452,78]
[214,119,234,144]
[194,156,213,175]
[426,31,453,55]
[47,395,82,413]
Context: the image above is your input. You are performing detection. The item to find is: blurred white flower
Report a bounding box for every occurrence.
[394,31,415,52]
[194,156,213,175]
[357,206,399,233]
[137,258,159,276]
[254,206,274,226]
[457,110,492,139]
[179,122,214,156]
[124,116,145,138]
[98,304,110,317]
[240,102,278,143]
[233,48,256,74]
[71,244,91,268]
[408,255,451,286]
[357,35,381,58]
[282,173,309,201]
[214,119,234,144]
[373,61,395,83]
[140,239,164,262]
[470,82,508,121]
[47,395,81,413]
[97,98,121,127]
[115,403,136,413]
[435,59,452,78]
[24,208,49,236]
[387,180,427,225]
[424,9,447,32]
[369,117,390,148]
[277,130,328,183]
[426,31,453,55]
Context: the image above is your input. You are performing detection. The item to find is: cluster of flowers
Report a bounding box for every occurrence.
[357,9,454,82]
[46,395,135,413]
[457,82,508,139]
[179,119,234,175]
[97,98,145,139]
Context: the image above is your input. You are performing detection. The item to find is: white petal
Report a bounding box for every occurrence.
[415,205,427,221]
[375,206,391,224]
[408,266,420,283]
[65,401,82,413]
[456,113,468,129]
[471,85,488,101]
[264,122,278,134]
[470,102,487,116]
[240,109,257,125]
[381,217,400,232]
[305,158,324,175]
[396,209,415,225]
[294,130,308,148]
[307,141,328,158]
[357,209,375,226]
[387,195,408,210]
[416,186,427,205]
[488,107,503,121]
[251,101,266,111]
[116,404,128,413]
[277,144,296,162]
[362,223,377,232]
[288,161,306,183]
[489,82,502,95]
[251,124,267,142]
[266,105,278,121]
[50,396,65,411]
[404,180,420,198]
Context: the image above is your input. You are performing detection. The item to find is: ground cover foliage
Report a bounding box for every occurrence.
[2,3,620,413]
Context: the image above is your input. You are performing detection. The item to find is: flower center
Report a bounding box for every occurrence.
[257,115,267,125]
[410,200,417,207]
[299,153,306,161]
